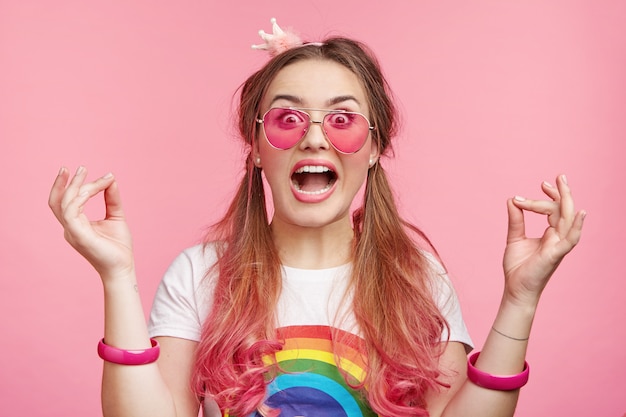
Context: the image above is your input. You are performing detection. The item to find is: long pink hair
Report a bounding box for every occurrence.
[193,38,449,417]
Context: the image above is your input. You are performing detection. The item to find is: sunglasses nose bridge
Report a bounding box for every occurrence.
[299,117,331,149]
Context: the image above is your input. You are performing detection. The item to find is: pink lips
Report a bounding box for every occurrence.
[290,159,338,203]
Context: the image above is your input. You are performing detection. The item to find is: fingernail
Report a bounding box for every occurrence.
[76,166,85,175]
[581,210,587,221]
[561,174,568,185]
[58,166,66,176]
[514,195,526,202]
[102,172,113,179]
[543,181,553,188]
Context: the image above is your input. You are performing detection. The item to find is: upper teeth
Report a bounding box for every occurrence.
[295,165,332,174]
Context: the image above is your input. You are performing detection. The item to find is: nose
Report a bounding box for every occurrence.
[299,119,331,151]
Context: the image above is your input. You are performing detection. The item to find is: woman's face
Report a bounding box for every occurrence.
[255,58,379,230]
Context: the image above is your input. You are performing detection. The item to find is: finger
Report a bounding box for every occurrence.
[541,180,560,201]
[61,172,116,225]
[511,196,559,217]
[61,189,94,239]
[506,198,526,243]
[49,166,70,222]
[554,209,586,257]
[513,195,562,229]
[556,174,576,222]
[103,176,126,219]
[60,166,89,211]
[76,172,116,201]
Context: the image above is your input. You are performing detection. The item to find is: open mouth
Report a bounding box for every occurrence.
[291,165,337,195]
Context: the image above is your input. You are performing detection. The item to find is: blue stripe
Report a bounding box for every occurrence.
[266,373,364,416]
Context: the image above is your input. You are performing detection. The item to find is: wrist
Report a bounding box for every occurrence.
[500,290,541,313]
[490,295,537,342]
[100,266,137,287]
[101,271,140,299]
[498,295,537,324]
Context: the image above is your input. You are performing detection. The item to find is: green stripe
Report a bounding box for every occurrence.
[275,358,378,417]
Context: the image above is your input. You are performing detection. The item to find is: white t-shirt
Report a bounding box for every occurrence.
[148,244,473,417]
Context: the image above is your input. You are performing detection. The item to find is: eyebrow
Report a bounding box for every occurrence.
[268,94,362,107]
[327,95,361,106]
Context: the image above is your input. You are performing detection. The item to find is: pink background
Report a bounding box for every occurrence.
[1,1,624,416]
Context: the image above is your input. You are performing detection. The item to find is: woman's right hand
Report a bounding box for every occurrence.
[49,166,135,281]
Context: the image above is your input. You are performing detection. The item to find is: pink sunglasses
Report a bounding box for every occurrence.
[257,107,375,154]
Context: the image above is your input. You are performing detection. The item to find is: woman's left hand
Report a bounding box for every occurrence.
[502,174,585,307]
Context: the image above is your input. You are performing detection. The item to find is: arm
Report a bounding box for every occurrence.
[427,175,585,417]
[49,167,199,417]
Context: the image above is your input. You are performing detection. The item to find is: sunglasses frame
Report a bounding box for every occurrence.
[256,107,375,154]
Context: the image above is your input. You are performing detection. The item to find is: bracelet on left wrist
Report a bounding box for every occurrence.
[467,351,529,391]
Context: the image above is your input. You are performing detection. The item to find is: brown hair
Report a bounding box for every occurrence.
[193,38,448,417]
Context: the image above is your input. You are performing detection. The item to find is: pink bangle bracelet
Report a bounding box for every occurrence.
[467,351,530,391]
[97,338,160,365]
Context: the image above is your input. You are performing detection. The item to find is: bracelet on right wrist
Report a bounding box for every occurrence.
[97,338,160,365]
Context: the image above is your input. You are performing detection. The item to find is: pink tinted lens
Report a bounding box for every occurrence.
[263,108,309,150]
[323,112,370,153]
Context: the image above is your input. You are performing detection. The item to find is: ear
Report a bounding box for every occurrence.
[368,138,380,167]
[252,139,262,168]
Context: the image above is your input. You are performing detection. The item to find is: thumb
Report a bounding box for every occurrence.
[103,178,126,220]
[506,197,526,243]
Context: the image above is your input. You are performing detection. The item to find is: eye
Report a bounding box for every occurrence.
[326,112,356,129]
[282,113,300,124]
[272,109,307,129]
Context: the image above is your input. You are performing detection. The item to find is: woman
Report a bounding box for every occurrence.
[48,19,585,417]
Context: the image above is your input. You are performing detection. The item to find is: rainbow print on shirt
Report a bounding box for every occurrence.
[246,325,378,417]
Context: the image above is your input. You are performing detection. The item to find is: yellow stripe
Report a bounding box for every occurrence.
[265,348,366,382]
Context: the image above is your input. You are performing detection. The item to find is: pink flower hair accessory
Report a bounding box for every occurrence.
[251,17,304,57]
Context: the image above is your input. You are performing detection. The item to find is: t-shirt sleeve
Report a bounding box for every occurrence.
[424,253,474,353]
[147,245,215,342]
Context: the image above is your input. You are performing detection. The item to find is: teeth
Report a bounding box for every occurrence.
[294,165,332,174]
[293,182,333,195]
[291,164,336,195]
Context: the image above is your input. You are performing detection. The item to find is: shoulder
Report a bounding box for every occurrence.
[419,250,454,297]
[156,242,223,311]
[148,243,220,341]
[161,243,220,285]
[171,243,219,270]
[420,250,446,275]
[419,250,474,351]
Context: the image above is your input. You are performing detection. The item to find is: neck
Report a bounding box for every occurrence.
[270,217,354,269]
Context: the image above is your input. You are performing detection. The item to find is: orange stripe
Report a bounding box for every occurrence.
[266,348,366,383]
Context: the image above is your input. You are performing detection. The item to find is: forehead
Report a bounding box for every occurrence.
[261,59,368,110]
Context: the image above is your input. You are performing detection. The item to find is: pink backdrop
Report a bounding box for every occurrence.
[1,1,624,416]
